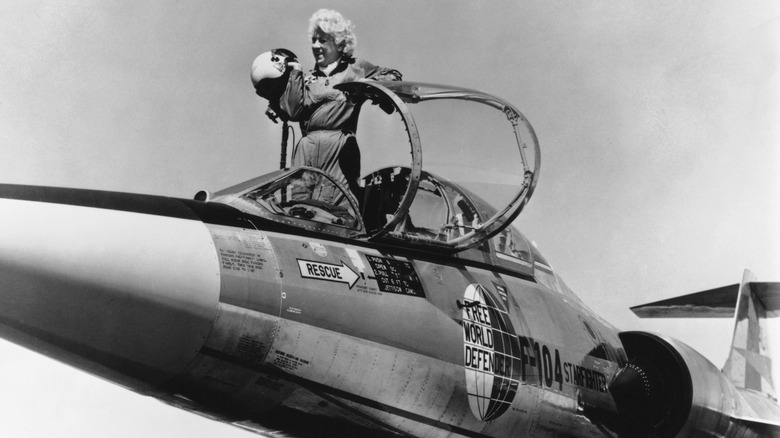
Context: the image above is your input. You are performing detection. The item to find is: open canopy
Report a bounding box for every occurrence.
[207,81,540,253]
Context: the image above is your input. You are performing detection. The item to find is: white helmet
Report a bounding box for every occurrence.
[251,48,297,100]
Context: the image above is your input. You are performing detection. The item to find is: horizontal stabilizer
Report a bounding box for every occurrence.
[632,270,779,398]
[631,281,780,319]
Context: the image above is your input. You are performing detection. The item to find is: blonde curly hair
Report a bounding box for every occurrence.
[308,9,357,57]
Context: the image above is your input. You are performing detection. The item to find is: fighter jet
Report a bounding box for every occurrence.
[0,81,778,437]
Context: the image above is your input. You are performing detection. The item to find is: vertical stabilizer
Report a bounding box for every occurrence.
[722,270,776,397]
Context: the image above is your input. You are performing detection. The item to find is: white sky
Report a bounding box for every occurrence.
[0,1,778,436]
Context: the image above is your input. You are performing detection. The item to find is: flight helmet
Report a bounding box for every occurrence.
[251,48,298,101]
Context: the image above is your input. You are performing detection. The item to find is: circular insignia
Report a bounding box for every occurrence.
[462,284,519,421]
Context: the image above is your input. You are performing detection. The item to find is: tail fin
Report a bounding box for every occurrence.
[631,269,780,398]
[722,270,775,397]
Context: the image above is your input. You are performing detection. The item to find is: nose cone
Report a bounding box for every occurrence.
[0,189,220,391]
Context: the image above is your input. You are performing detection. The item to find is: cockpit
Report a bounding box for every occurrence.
[202,81,541,254]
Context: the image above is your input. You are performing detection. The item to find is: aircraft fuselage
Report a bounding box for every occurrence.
[0,184,628,437]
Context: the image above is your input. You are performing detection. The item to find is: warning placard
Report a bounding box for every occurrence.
[365,255,425,297]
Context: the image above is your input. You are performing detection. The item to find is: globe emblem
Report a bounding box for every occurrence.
[462,283,520,421]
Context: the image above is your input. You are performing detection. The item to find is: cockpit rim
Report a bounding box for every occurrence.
[203,80,540,253]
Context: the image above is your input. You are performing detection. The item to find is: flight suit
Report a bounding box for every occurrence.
[279,57,402,205]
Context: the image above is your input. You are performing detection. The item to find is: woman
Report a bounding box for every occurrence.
[279,9,402,204]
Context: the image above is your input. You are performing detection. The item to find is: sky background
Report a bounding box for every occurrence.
[1,1,779,436]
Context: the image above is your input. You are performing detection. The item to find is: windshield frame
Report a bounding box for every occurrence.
[208,167,366,238]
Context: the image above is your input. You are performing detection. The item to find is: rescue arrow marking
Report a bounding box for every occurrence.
[296,259,359,289]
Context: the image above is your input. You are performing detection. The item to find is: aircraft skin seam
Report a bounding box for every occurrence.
[198,346,495,438]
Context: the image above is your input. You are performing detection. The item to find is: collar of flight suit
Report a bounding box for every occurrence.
[311,56,355,77]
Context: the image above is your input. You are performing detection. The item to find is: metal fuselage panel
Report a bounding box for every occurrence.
[188,222,625,437]
[0,196,221,390]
